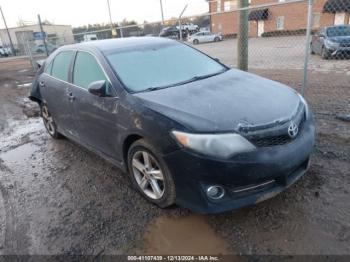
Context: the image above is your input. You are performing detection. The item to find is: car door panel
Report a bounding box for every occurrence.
[39,51,78,136]
[71,86,121,159]
[71,51,122,160]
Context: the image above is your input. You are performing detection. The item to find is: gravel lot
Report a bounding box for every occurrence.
[194,36,350,75]
[0,42,349,256]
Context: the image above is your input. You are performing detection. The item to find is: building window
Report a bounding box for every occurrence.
[224,1,230,11]
[313,13,320,28]
[276,16,285,30]
[224,1,237,11]
[217,0,221,12]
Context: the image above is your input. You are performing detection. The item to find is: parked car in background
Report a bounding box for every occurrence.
[188,31,223,44]
[311,25,350,59]
[159,26,183,38]
[84,34,98,42]
[34,43,57,54]
[30,37,315,214]
[176,23,199,33]
[0,45,12,57]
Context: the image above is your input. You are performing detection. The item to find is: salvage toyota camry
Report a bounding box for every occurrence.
[30,37,315,213]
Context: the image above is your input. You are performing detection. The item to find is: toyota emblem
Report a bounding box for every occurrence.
[288,121,299,138]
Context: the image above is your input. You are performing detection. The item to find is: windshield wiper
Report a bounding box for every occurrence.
[138,68,228,93]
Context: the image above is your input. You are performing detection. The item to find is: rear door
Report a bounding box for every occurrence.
[70,50,121,159]
[39,50,78,136]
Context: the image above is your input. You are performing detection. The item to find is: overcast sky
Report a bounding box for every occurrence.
[0,0,209,28]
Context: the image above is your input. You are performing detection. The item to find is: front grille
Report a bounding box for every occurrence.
[340,43,350,48]
[248,112,306,148]
[250,134,291,147]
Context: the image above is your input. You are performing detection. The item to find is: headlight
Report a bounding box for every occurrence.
[325,39,340,49]
[298,93,309,119]
[171,131,256,159]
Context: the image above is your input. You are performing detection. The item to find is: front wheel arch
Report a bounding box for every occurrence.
[122,134,143,170]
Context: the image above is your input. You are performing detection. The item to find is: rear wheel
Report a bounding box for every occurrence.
[41,104,63,139]
[127,139,176,208]
[193,39,199,45]
[214,37,220,42]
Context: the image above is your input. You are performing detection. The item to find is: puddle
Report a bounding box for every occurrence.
[141,215,231,255]
[0,143,39,163]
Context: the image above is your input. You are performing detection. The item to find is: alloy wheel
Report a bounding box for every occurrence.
[42,105,56,136]
[132,150,165,200]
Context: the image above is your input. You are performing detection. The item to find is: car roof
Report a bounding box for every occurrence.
[60,37,177,53]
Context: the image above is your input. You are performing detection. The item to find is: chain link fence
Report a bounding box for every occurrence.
[2,0,349,123]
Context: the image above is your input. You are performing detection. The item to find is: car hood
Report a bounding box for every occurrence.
[134,69,301,133]
[328,36,350,43]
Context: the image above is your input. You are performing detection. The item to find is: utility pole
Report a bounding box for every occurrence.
[237,0,249,71]
[38,14,49,57]
[0,6,16,56]
[302,0,314,96]
[178,4,188,41]
[107,0,117,38]
[159,0,165,25]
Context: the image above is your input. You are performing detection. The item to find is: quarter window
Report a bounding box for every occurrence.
[51,51,74,82]
[73,52,108,89]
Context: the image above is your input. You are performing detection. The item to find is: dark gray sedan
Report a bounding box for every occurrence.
[30,37,315,213]
[311,25,350,59]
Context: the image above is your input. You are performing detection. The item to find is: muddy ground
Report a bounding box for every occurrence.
[0,57,349,255]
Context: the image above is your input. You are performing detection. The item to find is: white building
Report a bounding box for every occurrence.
[0,24,74,54]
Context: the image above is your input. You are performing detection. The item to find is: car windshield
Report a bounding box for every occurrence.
[327,26,350,37]
[105,42,226,93]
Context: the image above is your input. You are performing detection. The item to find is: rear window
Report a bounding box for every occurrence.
[51,51,74,82]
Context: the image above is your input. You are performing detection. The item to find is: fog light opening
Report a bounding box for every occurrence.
[206,185,225,200]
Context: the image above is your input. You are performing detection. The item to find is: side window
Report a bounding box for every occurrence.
[51,51,74,82]
[73,52,108,89]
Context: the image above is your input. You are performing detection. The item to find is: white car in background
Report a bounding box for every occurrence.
[0,45,12,57]
[188,31,223,45]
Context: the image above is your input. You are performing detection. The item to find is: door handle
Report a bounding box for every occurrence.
[67,92,75,102]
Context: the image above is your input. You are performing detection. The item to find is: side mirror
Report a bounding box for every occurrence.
[88,80,107,97]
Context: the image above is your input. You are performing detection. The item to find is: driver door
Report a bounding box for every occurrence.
[70,51,121,159]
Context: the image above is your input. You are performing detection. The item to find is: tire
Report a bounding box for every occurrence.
[214,37,220,42]
[321,47,329,60]
[193,39,199,45]
[41,104,63,139]
[127,139,176,208]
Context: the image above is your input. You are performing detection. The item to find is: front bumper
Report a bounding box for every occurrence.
[327,47,350,57]
[163,115,315,214]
